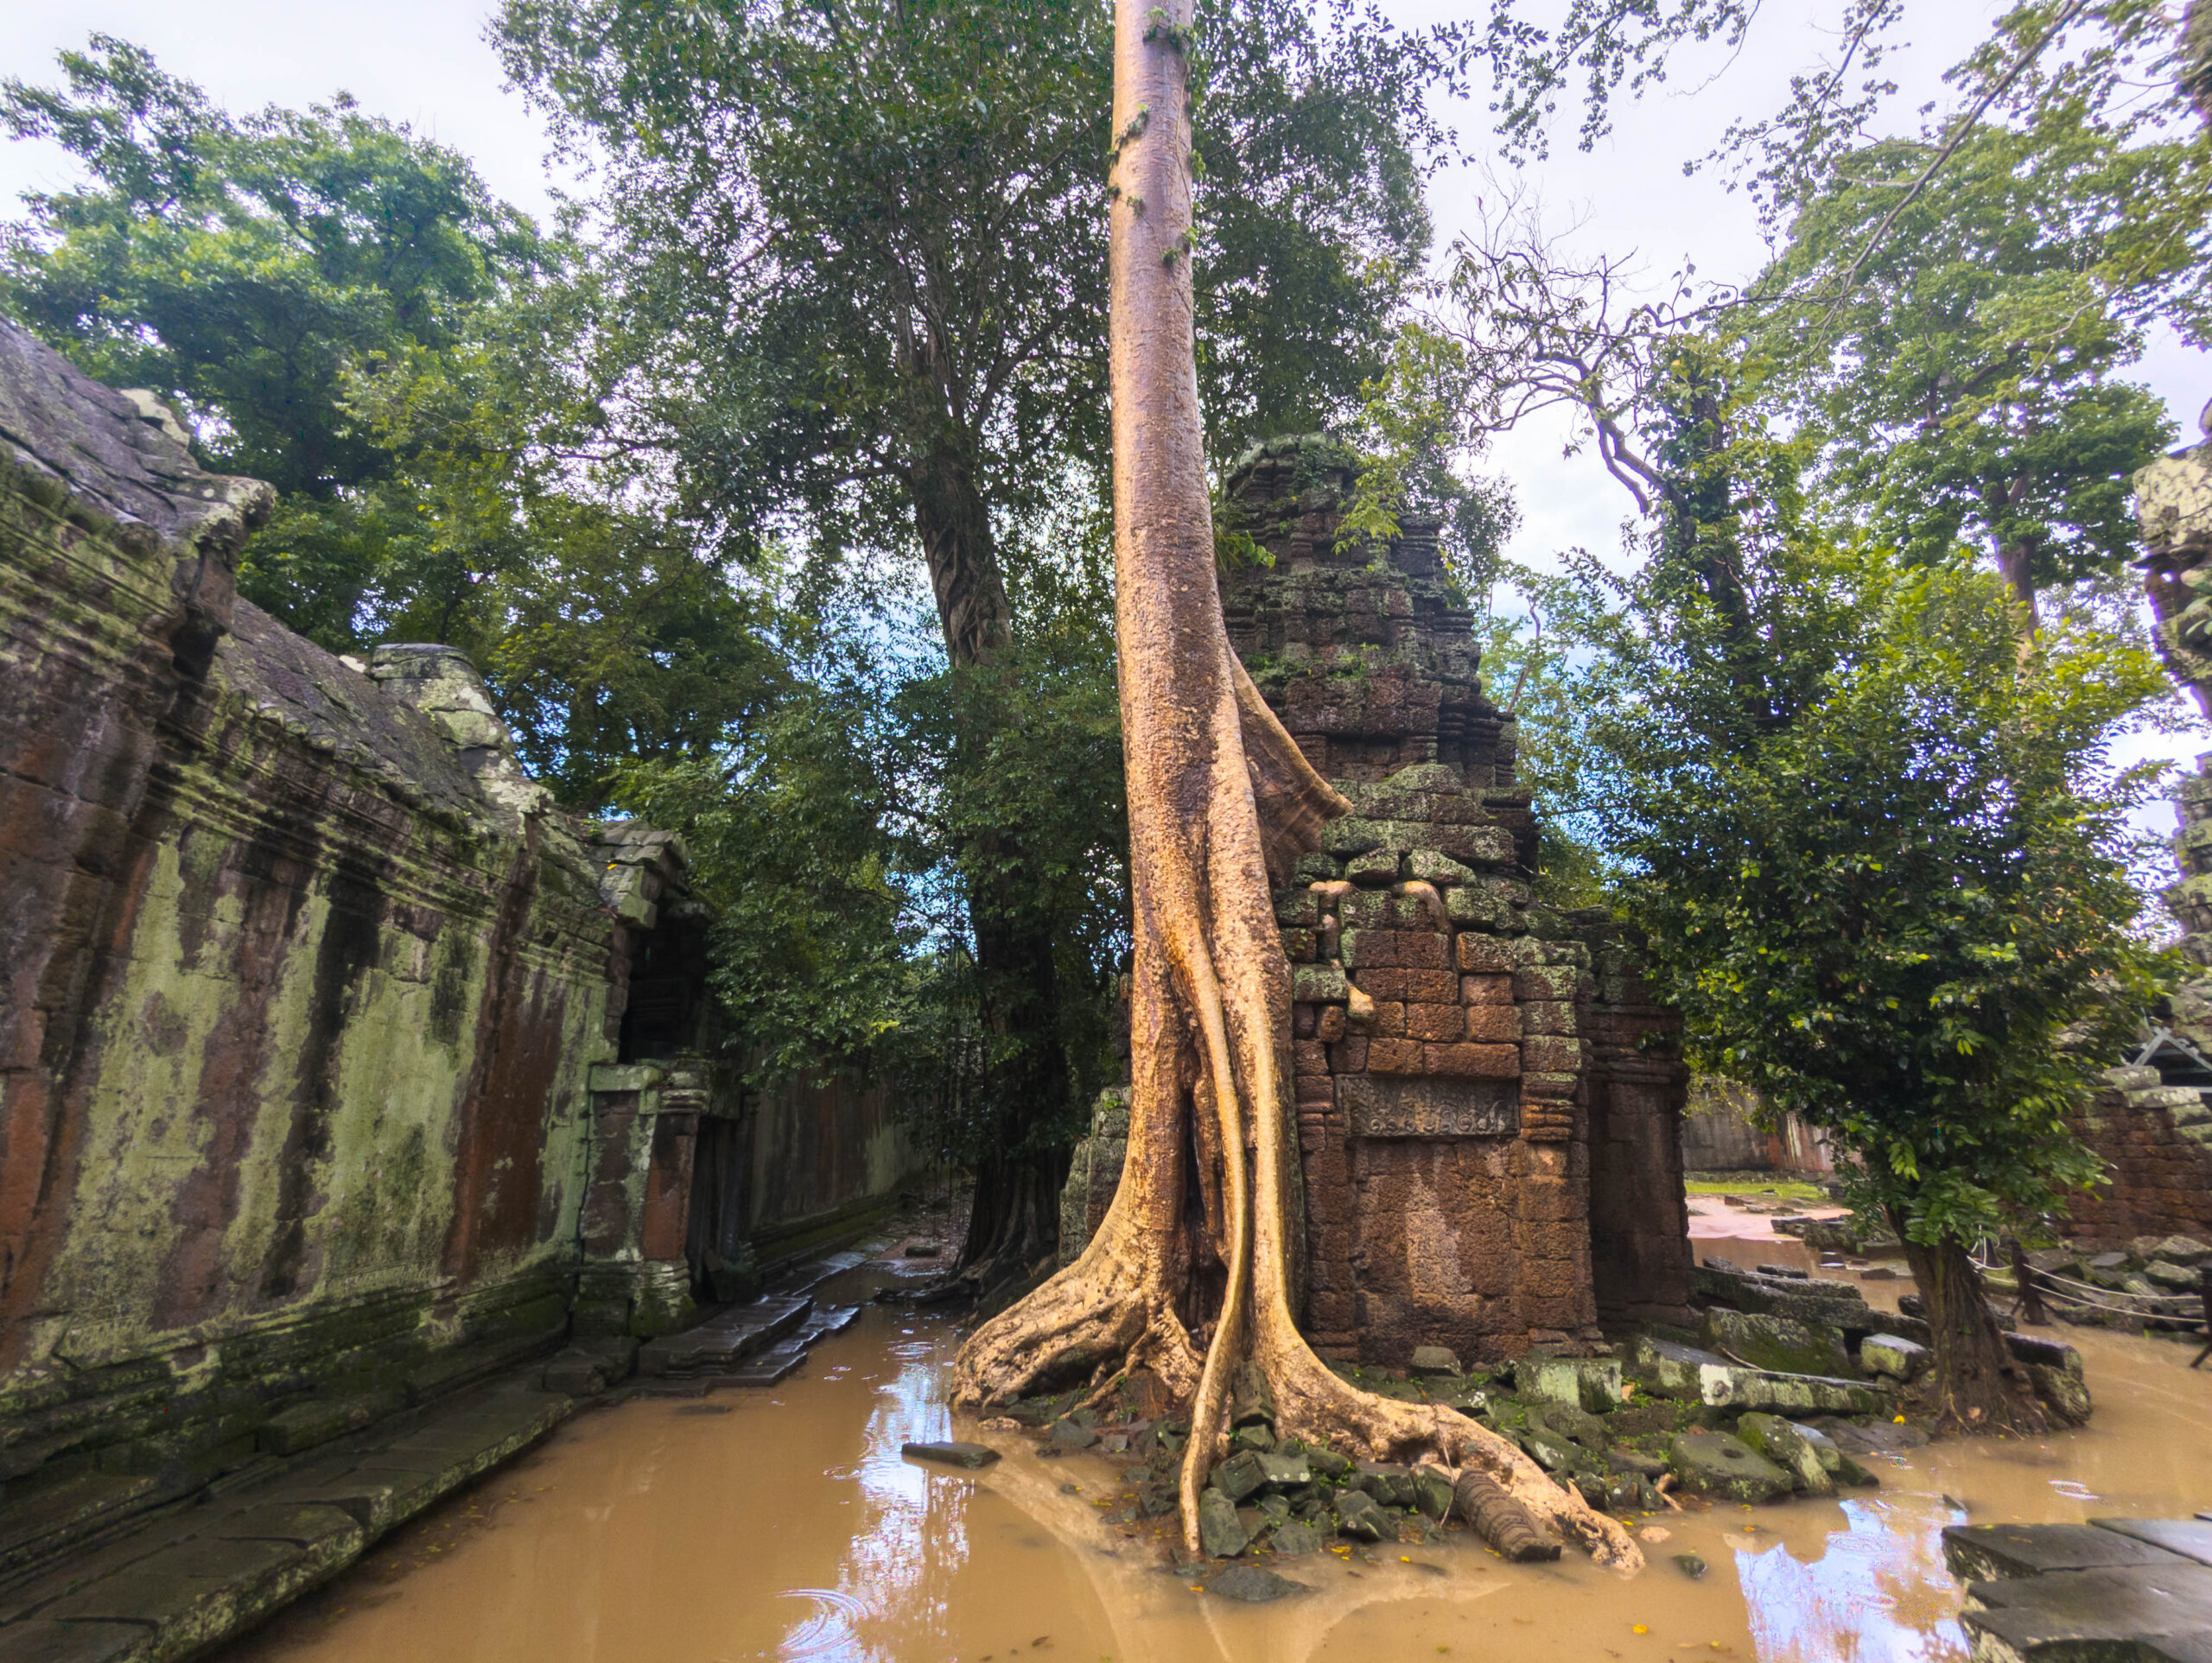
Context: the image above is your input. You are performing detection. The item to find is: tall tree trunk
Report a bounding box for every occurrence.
[910,433,1075,1292]
[1900,1228,2046,1435]
[950,0,1639,1575]
[913,437,1014,668]
[1995,537,2042,637]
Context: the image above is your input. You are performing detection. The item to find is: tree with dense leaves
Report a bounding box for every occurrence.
[494,0,1463,1291]
[1555,348,2174,1431]
[1,38,780,809]
[950,0,1639,1570]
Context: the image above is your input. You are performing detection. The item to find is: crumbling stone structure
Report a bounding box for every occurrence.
[1063,440,1693,1364]
[2035,410,2212,1250]
[0,321,913,1572]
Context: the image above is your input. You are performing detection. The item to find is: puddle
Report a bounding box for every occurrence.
[231,1279,2212,1663]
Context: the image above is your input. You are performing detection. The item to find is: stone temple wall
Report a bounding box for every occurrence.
[1224,438,1692,1364]
[0,321,914,1565]
[2102,405,2212,1248]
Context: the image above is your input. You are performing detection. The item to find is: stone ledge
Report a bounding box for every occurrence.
[0,1380,575,1663]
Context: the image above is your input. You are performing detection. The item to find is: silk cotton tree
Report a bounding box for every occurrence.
[949,0,1639,1573]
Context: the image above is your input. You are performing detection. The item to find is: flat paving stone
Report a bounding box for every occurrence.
[1943,1523,2187,1583]
[2094,1518,2212,1568]
[1962,1562,2212,1662]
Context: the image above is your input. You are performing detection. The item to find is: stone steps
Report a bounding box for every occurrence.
[0,1378,576,1663]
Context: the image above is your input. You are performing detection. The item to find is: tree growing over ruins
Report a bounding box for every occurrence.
[495,0,1463,1294]
[1553,347,2175,1431]
[948,0,1638,1571]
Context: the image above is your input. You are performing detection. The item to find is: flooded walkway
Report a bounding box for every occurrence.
[230,1261,2212,1663]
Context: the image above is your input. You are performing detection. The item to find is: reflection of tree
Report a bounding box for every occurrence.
[1733,1499,1970,1663]
[794,1349,973,1660]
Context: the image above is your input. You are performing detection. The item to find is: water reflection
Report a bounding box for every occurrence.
[781,1338,966,1660]
[1735,1499,1969,1663]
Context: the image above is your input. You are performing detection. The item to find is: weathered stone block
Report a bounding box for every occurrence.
[1859,1333,1931,1381]
[1406,1003,1463,1042]
[1734,1413,1834,1496]
[1457,933,1517,973]
[1668,1429,1794,1504]
[1461,973,1514,1005]
[1427,1043,1520,1078]
[1367,1038,1424,1075]
[1465,1005,1522,1042]
[1702,1308,1853,1377]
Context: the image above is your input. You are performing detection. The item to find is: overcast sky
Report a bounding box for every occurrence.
[5,0,2208,803]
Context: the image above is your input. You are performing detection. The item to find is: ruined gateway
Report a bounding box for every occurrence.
[0,321,916,1577]
[1061,438,1695,1365]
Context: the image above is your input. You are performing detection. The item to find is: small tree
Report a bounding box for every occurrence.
[1571,351,2174,1431]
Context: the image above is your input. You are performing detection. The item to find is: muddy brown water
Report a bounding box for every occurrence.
[232,1247,2212,1663]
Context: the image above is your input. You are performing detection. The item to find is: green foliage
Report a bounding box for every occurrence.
[1751,109,2200,606]
[0,36,545,497]
[493,0,1456,571]
[1,39,779,812]
[1567,356,2177,1248]
[613,592,1129,1146]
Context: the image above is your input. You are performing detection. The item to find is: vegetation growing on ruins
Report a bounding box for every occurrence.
[1548,346,2177,1430]
[4,0,2209,1468]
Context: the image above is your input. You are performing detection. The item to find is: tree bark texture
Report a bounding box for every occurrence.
[950,0,1639,1574]
[1901,1234,2047,1435]
[910,416,1075,1290]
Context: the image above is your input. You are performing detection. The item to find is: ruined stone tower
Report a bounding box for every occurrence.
[1061,438,1694,1364]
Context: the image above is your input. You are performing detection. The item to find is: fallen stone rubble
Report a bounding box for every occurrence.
[1943,1514,2212,1662]
[974,1260,2091,1599]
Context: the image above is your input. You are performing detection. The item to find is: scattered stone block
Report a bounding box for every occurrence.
[1268,1521,1323,1558]
[1207,1565,1305,1602]
[1198,1488,1250,1558]
[1666,1430,1795,1504]
[1334,1490,1388,1541]
[900,1442,1001,1469]
[1859,1333,1931,1382]
[1409,1346,1460,1374]
[1046,1419,1099,1450]
[1734,1414,1834,1497]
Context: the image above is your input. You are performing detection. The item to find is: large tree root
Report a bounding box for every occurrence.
[957,0,1642,1586]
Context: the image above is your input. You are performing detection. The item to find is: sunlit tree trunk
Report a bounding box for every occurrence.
[950,0,1639,1574]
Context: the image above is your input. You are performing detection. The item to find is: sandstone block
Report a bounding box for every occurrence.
[1465,1005,1522,1042]
[1519,1000,1577,1036]
[1367,1000,1406,1037]
[1514,965,1581,1000]
[1457,933,1516,973]
[1523,1036,1583,1074]
[1426,1043,1519,1078]
[1368,1038,1423,1075]
[1293,1040,1329,1076]
[1668,1429,1794,1504]
[1406,1002,1462,1042]
[1316,1006,1346,1043]
[1461,973,1514,1005]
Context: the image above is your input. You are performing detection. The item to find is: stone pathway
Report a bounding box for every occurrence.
[0,1379,574,1663]
[0,1252,873,1663]
[1944,1514,2212,1661]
